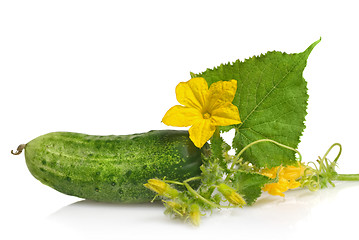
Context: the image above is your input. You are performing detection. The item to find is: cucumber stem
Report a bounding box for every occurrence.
[335,174,359,181]
[11,144,26,155]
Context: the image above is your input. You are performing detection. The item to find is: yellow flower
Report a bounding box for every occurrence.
[217,183,246,206]
[261,162,306,197]
[144,179,179,199]
[162,77,241,148]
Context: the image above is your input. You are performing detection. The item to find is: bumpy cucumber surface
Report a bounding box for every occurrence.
[24,130,204,203]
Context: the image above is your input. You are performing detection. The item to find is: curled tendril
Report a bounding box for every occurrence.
[300,165,320,191]
[300,143,342,191]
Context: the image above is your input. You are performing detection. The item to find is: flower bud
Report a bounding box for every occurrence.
[164,201,181,209]
[163,200,186,216]
[144,179,179,199]
[189,204,201,226]
[217,183,246,206]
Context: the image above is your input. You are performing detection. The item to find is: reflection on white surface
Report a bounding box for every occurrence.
[48,200,167,226]
[46,181,359,240]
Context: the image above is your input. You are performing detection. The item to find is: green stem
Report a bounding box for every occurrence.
[165,176,201,186]
[183,182,237,209]
[184,176,202,183]
[335,174,359,181]
[184,182,219,208]
[225,139,302,180]
[237,139,302,164]
[164,180,184,185]
[164,178,221,208]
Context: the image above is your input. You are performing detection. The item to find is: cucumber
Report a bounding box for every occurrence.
[17,130,204,203]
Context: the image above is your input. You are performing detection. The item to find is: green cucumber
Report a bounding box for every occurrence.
[16,130,204,203]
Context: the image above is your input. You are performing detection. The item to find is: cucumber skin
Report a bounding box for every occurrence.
[24,130,203,203]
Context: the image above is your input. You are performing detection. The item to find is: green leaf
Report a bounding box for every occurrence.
[195,39,320,168]
[232,170,271,205]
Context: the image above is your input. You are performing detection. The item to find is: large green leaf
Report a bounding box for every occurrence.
[194,39,320,168]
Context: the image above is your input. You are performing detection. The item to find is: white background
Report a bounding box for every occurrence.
[1,1,359,239]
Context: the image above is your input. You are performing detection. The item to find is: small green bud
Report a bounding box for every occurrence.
[144,179,179,199]
[217,183,246,206]
[189,204,201,226]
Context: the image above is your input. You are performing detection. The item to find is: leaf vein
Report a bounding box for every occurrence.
[240,53,306,125]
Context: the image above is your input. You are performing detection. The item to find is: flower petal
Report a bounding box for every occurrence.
[210,102,241,126]
[206,79,237,111]
[176,77,208,110]
[288,180,301,189]
[162,105,202,127]
[282,165,303,180]
[189,119,216,148]
[263,178,289,197]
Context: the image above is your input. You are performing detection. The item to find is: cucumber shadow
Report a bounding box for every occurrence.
[47,181,359,232]
[58,199,163,208]
[47,199,173,230]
